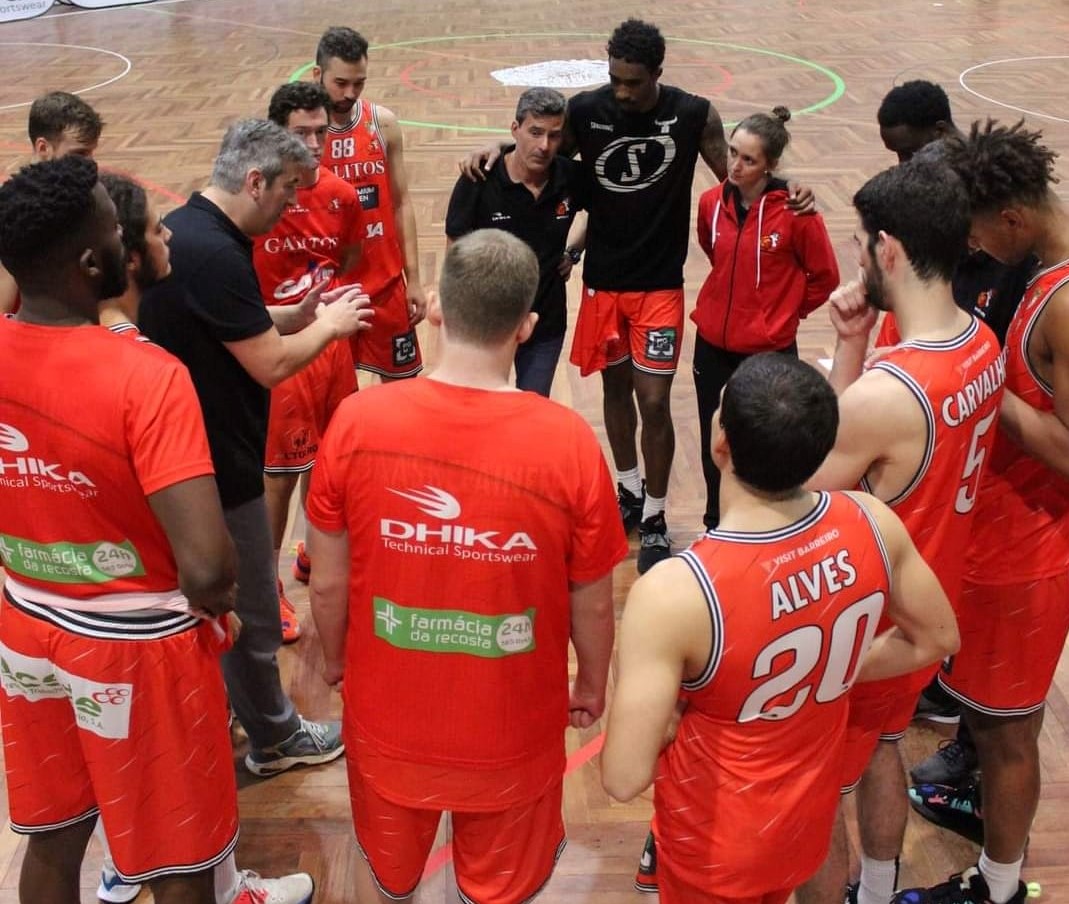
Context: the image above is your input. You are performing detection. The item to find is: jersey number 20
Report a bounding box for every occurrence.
[737,593,884,722]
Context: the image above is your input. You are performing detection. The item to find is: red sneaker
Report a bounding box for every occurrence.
[278,580,301,644]
[292,542,311,584]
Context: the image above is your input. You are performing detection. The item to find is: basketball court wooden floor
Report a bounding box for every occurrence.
[1,0,1069,899]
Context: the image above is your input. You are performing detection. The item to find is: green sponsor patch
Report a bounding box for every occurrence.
[0,534,144,584]
[373,597,535,658]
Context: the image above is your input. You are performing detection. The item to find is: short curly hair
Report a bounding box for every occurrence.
[268,82,332,127]
[942,118,1059,214]
[0,156,100,283]
[877,80,953,131]
[607,19,665,72]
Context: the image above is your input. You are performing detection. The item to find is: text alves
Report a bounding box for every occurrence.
[771,549,857,620]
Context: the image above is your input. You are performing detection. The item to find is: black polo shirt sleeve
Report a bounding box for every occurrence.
[185,243,274,343]
[445,173,482,239]
[563,157,592,212]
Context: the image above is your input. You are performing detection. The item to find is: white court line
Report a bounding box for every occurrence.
[959,56,1069,125]
[0,42,132,111]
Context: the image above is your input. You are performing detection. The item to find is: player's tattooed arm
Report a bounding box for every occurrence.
[698,103,729,182]
[999,284,1069,479]
[457,119,577,183]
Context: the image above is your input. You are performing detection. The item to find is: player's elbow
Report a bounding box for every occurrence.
[600,751,653,802]
[177,540,237,609]
[936,620,961,660]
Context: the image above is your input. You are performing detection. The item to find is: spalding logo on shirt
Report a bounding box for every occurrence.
[594,135,677,194]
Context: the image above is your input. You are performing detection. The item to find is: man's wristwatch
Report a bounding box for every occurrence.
[564,246,582,265]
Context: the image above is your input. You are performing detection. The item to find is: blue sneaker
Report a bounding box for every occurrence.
[98,864,142,903]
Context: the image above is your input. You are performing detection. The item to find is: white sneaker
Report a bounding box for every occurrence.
[230,869,315,904]
[97,865,142,903]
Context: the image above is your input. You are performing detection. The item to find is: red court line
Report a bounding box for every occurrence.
[421,730,606,880]
[399,59,465,104]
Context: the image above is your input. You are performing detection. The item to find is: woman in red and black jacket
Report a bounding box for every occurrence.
[692,107,839,528]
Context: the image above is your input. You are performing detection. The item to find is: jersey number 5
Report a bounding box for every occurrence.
[955,408,998,514]
[737,593,884,722]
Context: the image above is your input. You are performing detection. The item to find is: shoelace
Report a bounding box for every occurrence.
[927,871,980,904]
[235,870,270,903]
[298,718,329,750]
[935,739,970,768]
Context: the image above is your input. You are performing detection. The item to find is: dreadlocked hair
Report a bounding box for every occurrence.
[943,118,1059,214]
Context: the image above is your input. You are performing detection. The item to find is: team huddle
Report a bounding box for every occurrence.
[0,14,1067,904]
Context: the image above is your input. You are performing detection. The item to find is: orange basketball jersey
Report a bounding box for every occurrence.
[322,100,403,298]
[306,379,628,808]
[252,168,363,306]
[966,260,1069,584]
[655,492,892,896]
[863,317,1004,608]
[0,320,213,608]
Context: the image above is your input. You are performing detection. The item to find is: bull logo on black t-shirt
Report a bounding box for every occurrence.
[594,135,677,194]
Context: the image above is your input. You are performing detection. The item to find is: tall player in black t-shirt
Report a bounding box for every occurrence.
[561,20,728,573]
[463,20,731,574]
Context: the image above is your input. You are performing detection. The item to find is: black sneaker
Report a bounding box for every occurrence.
[908,779,984,845]
[618,482,645,535]
[892,866,1026,903]
[637,512,671,574]
[914,684,962,724]
[633,830,658,893]
[909,737,979,785]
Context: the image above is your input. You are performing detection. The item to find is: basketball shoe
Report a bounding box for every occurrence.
[246,717,344,777]
[292,542,312,584]
[634,830,658,893]
[231,869,314,903]
[619,483,645,535]
[97,866,140,904]
[277,580,301,644]
[892,866,1026,903]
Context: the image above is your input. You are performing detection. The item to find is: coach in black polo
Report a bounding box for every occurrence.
[446,87,587,396]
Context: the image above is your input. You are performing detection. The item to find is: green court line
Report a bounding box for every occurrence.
[292,32,845,133]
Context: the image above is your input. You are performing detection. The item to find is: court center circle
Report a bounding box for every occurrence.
[0,42,132,112]
[960,56,1069,125]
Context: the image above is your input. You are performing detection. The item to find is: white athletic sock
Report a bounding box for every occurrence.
[979,850,1023,904]
[214,853,240,903]
[617,467,642,496]
[642,494,666,522]
[94,821,118,874]
[858,855,898,904]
